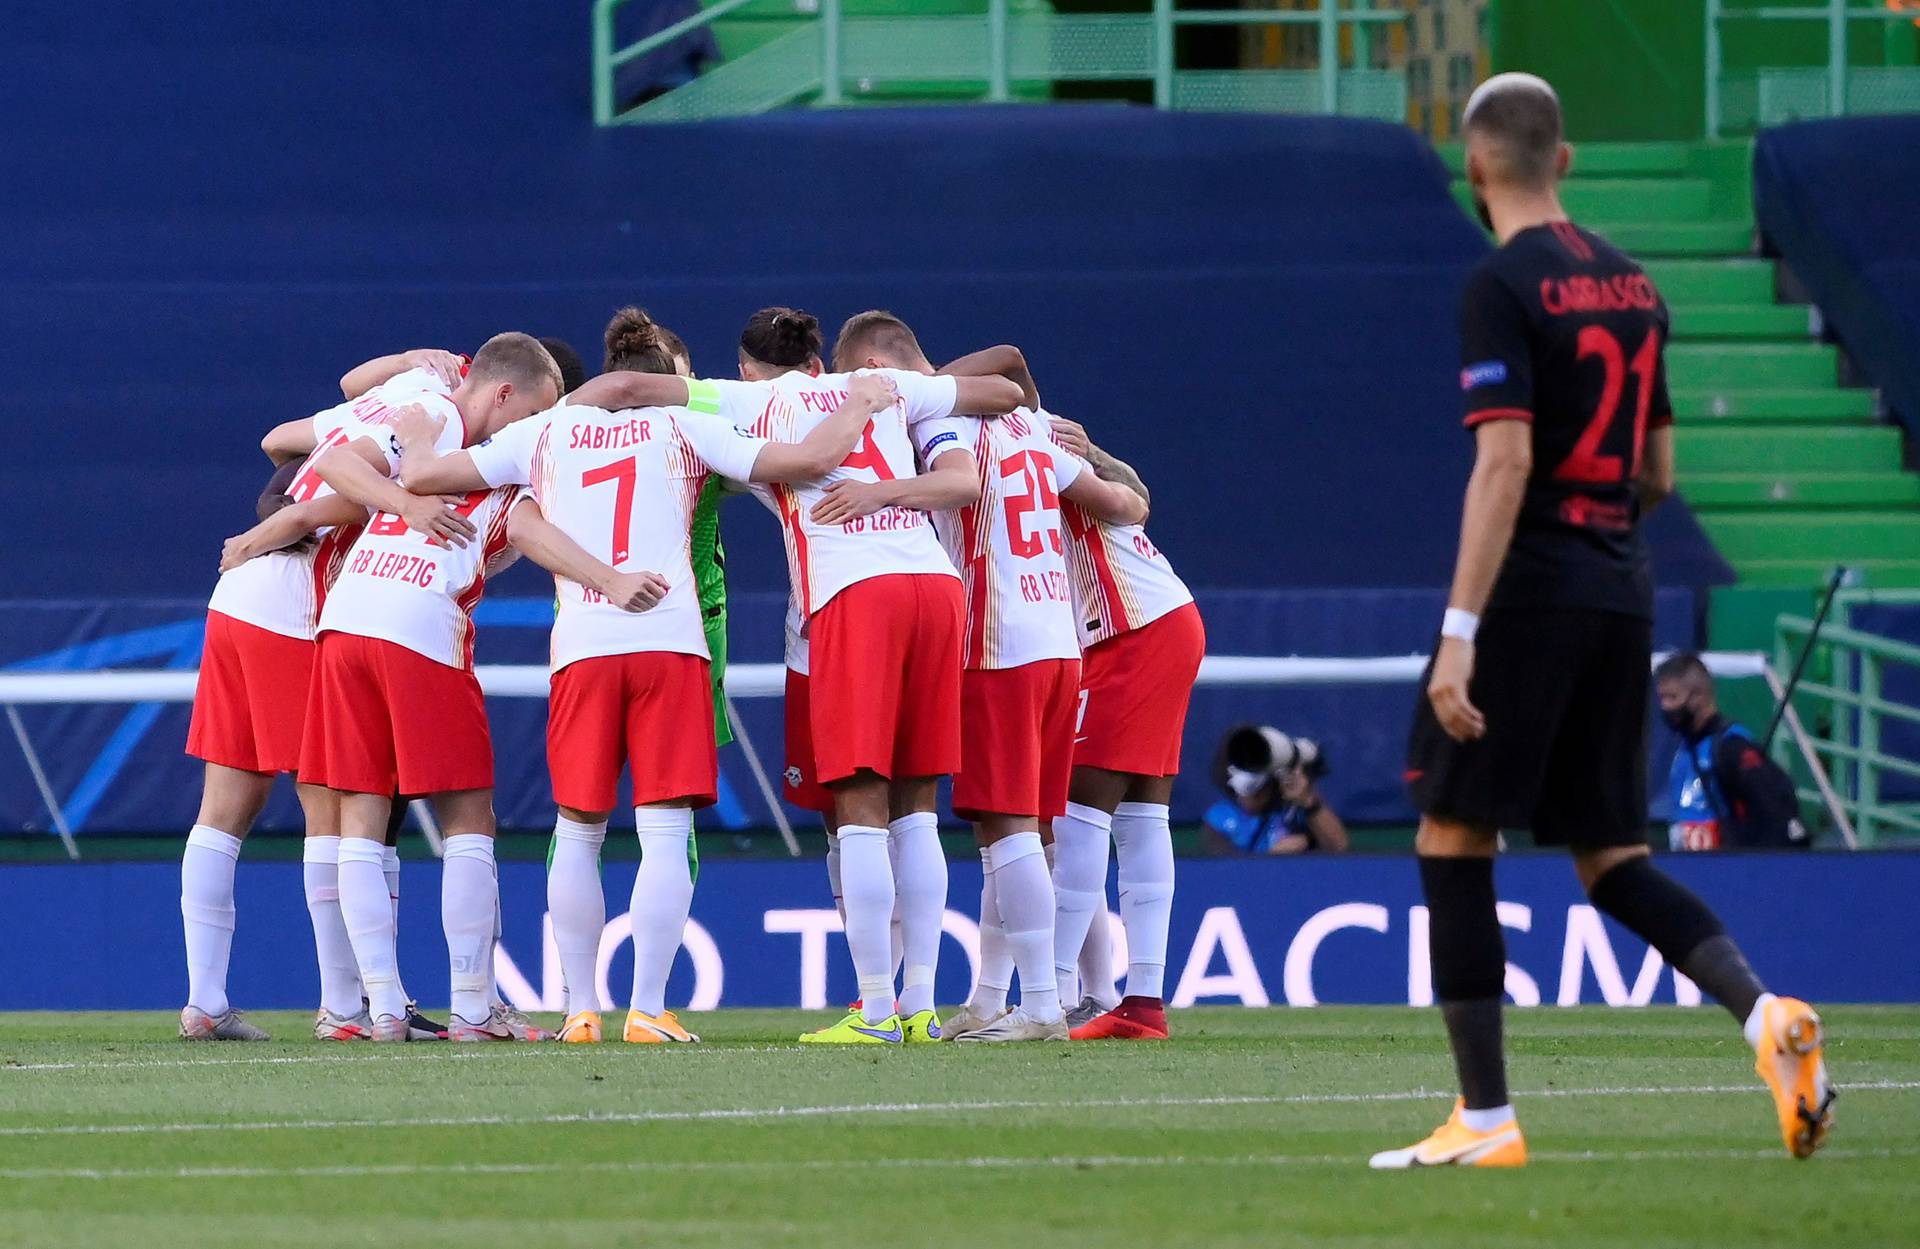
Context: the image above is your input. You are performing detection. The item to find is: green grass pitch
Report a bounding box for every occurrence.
[2,1006,1915,1248]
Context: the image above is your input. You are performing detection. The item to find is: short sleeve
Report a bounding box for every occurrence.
[673,408,769,483]
[1458,265,1535,428]
[1050,446,1087,493]
[463,412,546,489]
[1037,415,1089,490]
[913,415,974,467]
[684,378,780,434]
[341,418,403,475]
[884,369,960,426]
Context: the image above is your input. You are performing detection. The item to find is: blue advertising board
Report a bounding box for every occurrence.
[2,853,1912,1011]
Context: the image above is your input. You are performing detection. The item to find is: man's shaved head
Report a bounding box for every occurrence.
[469,331,563,397]
[833,310,929,372]
[1463,72,1564,189]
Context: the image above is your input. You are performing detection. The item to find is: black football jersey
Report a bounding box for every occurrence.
[1457,221,1674,619]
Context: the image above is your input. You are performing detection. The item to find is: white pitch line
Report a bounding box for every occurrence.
[0,1146,1914,1184]
[2,1081,1915,1141]
[0,1044,809,1074]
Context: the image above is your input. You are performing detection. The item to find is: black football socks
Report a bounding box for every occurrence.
[1587,855,1766,1024]
[1420,855,1510,1111]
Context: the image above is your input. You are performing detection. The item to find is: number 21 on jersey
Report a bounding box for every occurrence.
[1555,325,1659,485]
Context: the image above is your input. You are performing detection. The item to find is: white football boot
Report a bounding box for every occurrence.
[952,1006,1069,1043]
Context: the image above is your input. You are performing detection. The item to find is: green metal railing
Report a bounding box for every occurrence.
[1773,609,1920,845]
[1707,1,1920,138]
[593,0,1409,126]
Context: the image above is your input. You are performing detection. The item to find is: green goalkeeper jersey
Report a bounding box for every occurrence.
[692,474,732,748]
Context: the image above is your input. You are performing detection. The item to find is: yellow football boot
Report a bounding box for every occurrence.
[901,1009,944,1043]
[623,1008,700,1044]
[797,1009,903,1045]
[1369,1100,1527,1170]
[558,1010,603,1044]
[1754,996,1835,1159]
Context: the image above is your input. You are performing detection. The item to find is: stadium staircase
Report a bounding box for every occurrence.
[1445,142,1920,592]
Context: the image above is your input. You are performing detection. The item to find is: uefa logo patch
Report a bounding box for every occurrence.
[1459,360,1508,390]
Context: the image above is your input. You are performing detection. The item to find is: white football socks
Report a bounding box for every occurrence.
[1113,801,1174,1000]
[1744,992,1778,1049]
[971,846,1012,1013]
[441,834,498,1024]
[629,808,695,1016]
[1459,1104,1517,1132]
[1050,803,1111,1008]
[987,831,1062,1023]
[548,816,608,1015]
[302,835,363,1017]
[888,811,946,1018]
[825,832,846,925]
[380,843,417,1008]
[1079,901,1119,1010]
[837,825,897,1023]
[338,837,404,1021]
[181,825,243,1017]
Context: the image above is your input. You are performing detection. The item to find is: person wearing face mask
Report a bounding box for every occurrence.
[1655,653,1809,851]
[1203,725,1349,855]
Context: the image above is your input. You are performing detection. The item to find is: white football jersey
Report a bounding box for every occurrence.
[316,379,521,670]
[205,368,455,640]
[694,369,961,619]
[317,484,524,670]
[465,402,768,674]
[1047,408,1194,649]
[914,410,1085,670]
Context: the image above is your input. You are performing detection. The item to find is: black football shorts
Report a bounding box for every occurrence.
[1406,608,1651,848]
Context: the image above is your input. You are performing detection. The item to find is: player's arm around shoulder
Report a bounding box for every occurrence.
[1059,458,1147,527]
[937,344,1038,413]
[746,372,898,483]
[314,430,478,549]
[808,446,979,526]
[394,404,496,495]
[260,416,319,466]
[570,370,693,413]
[218,493,367,573]
[339,348,464,400]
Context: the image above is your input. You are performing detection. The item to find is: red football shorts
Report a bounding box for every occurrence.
[186,610,315,774]
[807,573,964,785]
[1074,601,1206,777]
[298,631,493,796]
[548,650,717,812]
[955,658,1081,821]
[782,667,832,814]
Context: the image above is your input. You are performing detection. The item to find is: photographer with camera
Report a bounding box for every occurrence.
[1203,724,1349,855]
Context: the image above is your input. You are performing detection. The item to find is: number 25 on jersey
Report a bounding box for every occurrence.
[1002,449,1063,559]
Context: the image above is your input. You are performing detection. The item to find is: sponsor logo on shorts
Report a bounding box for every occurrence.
[784,766,803,787]
[1459,360,1508,390]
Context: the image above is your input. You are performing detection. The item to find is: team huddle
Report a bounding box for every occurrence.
[177,305,1203,1047]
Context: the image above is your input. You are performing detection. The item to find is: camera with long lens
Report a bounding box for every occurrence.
[1222,724,1328,799]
